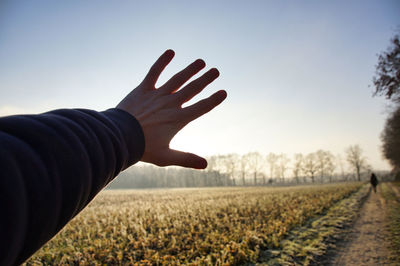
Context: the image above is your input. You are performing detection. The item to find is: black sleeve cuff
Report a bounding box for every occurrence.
[101,108,145,169]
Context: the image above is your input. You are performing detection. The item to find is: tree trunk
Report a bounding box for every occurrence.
[394,169,400,181]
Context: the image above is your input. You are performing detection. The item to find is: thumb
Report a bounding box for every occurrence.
[163,149,208,169]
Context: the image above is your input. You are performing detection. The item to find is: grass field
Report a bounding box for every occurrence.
[381,182,400,263]
[24,183,364,265]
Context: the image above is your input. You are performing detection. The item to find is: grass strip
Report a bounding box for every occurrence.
[257,184,369,266]
[380,182,400,264]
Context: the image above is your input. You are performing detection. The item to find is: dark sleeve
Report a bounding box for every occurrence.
[0,108,145,265]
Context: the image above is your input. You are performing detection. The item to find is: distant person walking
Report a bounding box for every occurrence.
[370,173,379,193]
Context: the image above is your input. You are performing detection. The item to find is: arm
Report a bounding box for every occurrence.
[0,50,226,265]
[0,108,145,265]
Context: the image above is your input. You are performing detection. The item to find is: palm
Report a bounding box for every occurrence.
[117,50,227,169]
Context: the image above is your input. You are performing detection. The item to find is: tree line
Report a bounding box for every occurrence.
[373,32,400,180]
[107,144,384,189]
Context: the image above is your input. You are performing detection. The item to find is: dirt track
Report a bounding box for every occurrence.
[330,186,391,265]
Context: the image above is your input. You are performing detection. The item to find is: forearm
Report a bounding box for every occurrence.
[0,108,144,265]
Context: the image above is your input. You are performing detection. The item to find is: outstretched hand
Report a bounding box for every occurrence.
[116,50,227,169]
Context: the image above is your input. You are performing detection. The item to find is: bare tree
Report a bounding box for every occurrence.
[206,155,222,186]
[316,150,326,181]
[221,154,239,186]
[303,152,318,183]
[316,150,334,182]
[239,154,249,186]
[372,33,400,181]
[276,153,290,183]
[325,156,336,183]
[245,152,263,185]
[292,153,304,184]
[336,154,346,181]
[266,153,278,183]
[373,34,400,103]
[207,155,217,172]
[346,145,367,181]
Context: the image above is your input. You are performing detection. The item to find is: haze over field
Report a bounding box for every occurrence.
[1,0,399,170]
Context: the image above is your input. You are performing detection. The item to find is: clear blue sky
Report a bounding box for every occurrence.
[1,0,399,170]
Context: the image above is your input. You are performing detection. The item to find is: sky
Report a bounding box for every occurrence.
[0,0,399,171]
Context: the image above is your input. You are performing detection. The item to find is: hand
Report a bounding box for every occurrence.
[116,50,227,169]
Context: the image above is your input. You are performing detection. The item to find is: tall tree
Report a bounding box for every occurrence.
[266,153,278,182]
[316,150,334,182]
[292,153,304,184]
[276,153,290,183]
[373,33,400,180]
[373,34,400,103]
[245,152,263,185]
[303,152,318,183]
[381,106,400,179]
[221,154,239,186]
[325,156,336,183]
[206,155,222,186]
[336,154,346,180]
[239,154,249,186]
[346,145,367,181]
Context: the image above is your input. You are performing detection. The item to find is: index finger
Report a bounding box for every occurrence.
[141,49,175,87]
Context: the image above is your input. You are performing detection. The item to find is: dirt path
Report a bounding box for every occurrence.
[330,186,392,265]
